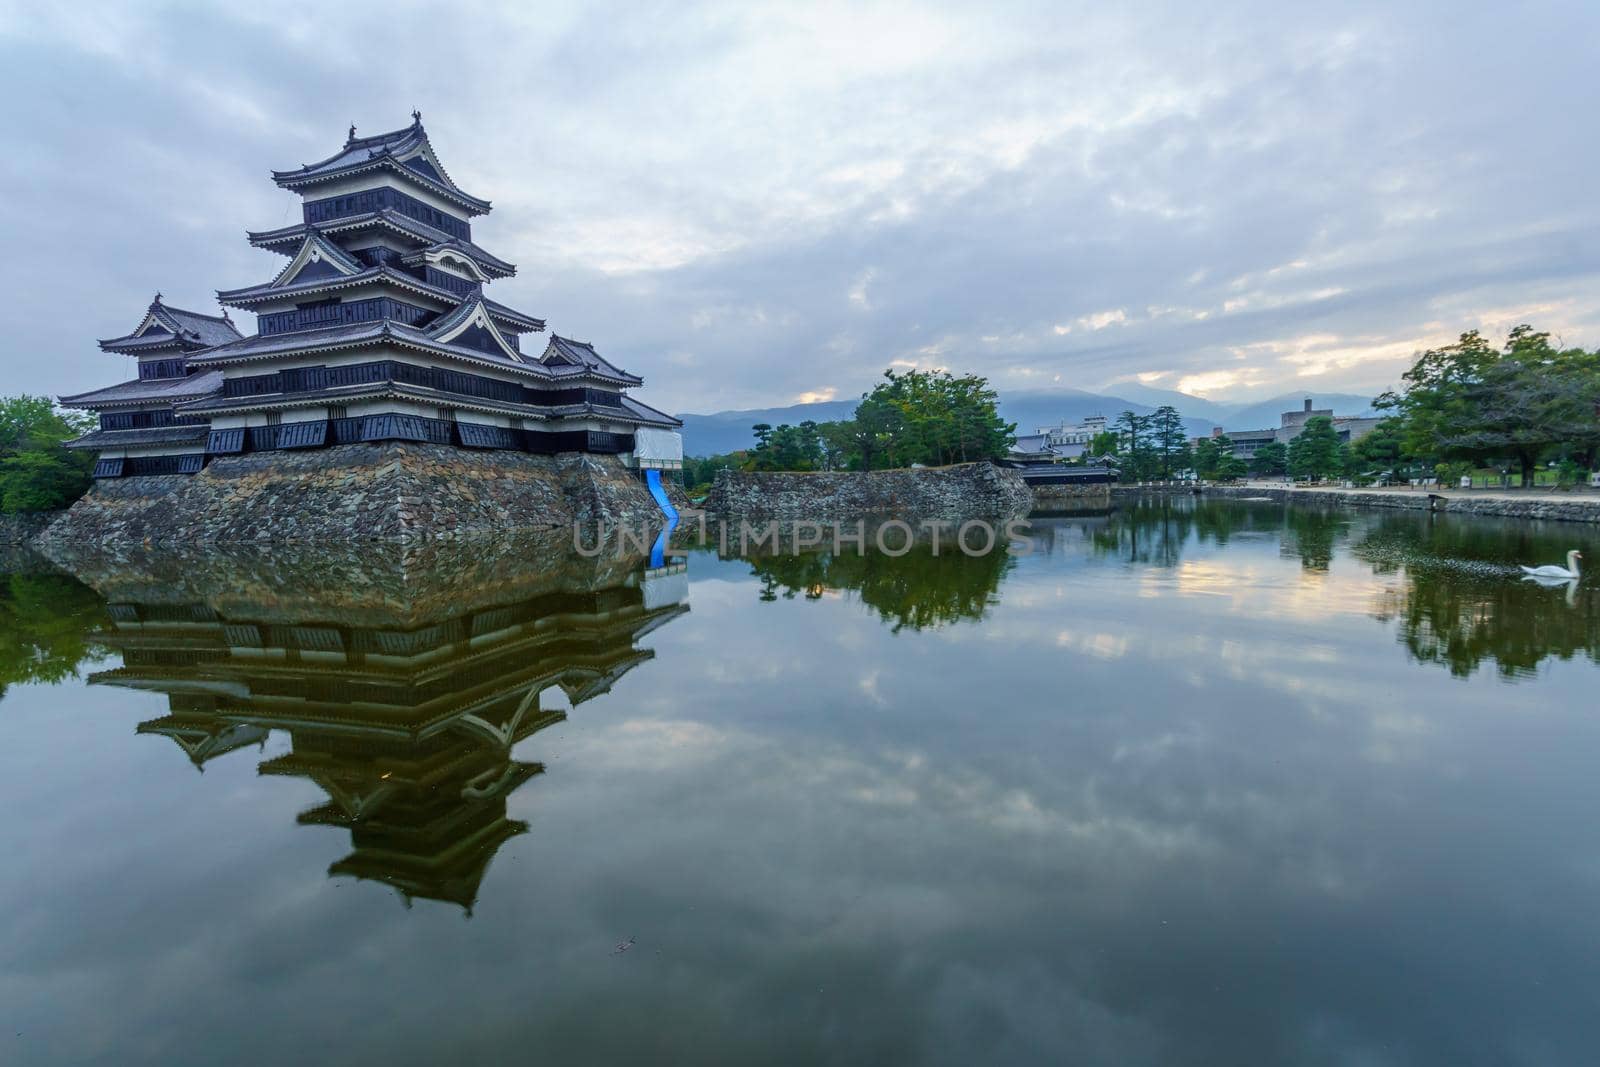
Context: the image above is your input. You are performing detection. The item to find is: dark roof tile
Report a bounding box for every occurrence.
[65,425,209,450]
[61,371,224,408]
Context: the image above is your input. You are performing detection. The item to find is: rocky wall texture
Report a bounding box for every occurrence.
[38,444,670,546]
[0,511,62,545]
[1111,484,1600,524]
[45,528,653,627]
[703,462,1034,521]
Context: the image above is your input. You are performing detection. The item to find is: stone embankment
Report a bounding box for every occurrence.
[38,443,670,546]
[0,511,62,545]
[45,527,651,627]
[703,462,1033,521]
[1114,484,1600,524]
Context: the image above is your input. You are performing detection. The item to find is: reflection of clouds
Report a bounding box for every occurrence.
[574,719,733,771]
[8,528,1600,1063]
[1173,559,1391,620]
[1056,630,1131,661]
[858,670,889,707]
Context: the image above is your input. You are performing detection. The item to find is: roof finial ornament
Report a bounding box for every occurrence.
[348,122,357,143]
[153,291,163,304]
[412,108,422,124]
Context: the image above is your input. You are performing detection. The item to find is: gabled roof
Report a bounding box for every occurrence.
[270,231,364,287]
[247,212,516,277]
[217,265,459,309]
[272,114,492,216]
[100,296,243,353]
[482,298,545,334]
[60,370,225,409]
[401,241,493,282]
[539,335,644,386]
[425,292,525,362]
[1011,433,1051,454]
[162,304,245,347]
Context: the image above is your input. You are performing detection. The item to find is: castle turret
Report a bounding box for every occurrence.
[60,295,241,477]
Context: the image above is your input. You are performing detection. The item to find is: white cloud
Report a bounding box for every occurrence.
[4,0,1599,414]
[849,268,877,310]
[1077,309,1129,331]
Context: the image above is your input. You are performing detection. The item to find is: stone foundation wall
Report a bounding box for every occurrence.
[0,511,62,546]
[703,462,1033,521]
[1111,484,1600,524]
[44,528,651,627]
[39,443,670,545]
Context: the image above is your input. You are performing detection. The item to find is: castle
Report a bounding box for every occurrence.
[61,115,682,499]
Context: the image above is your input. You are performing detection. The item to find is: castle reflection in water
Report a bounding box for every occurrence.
[64,538,688,911]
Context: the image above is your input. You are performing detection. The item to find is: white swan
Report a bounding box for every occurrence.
[1520,550,1582,580]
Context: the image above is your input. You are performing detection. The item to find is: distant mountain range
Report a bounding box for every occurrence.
[675,388,1379,456]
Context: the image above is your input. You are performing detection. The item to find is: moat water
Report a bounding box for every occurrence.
[2,499,1598,1066]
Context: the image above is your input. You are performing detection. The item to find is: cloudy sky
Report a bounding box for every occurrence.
[2,0,1597,415]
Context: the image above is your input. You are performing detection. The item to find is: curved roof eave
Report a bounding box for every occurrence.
[273,155,492,216]
[246,214,516,277]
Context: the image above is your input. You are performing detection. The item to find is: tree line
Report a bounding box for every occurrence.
[1094,324,1599,486]
[685,368,1015,489]
[686,323,1599,490]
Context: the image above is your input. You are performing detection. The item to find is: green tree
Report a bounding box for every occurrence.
[0,453,92,512]
[1345,419,1407,482]
[1151,405,1189,478]
[1288,416,1345,480]
[1195,435,1246,481]
[1251,441,1288,477]
[1088,430,1120,458]
[745,420,840,472]
[0,396,95,514]
[1377,326,1600,486]
[683,451,749,491]
[1114,411,1161,481]
[1214,452,1247,481]
[849,369,1014,470]
[818,421,859,471]
[0,396,93,452]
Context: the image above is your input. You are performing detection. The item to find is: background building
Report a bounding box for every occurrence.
[1215,399,1382,461]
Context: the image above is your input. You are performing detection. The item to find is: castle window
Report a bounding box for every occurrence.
[265,411,283,426]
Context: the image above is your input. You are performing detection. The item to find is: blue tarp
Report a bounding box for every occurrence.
[645,468,678,568]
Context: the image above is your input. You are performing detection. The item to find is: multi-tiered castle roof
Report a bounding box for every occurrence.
[64,115,681,478]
